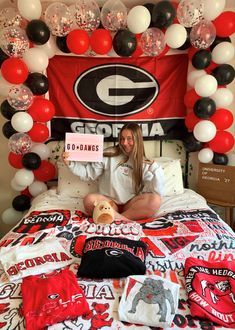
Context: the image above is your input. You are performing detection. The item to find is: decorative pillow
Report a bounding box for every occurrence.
[57,161,98,198]
[153,157,184,197]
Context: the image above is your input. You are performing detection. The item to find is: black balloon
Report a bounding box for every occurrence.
[25,72,49,95]
[12,195,31,211]
[210,36,231,51]
[0,47,9,67]
[193,97,216,119]
[212,64,235,86]
[213,152,228,165]
[143,3,154,27]
[56,36,71,53]
[192,50,212,69]
[2,121,17,139]
[183,133,204,152]
[0,100,17,120]
[152,1,176,29]
[113,30,137,57]
[26,19,50,45]
[22,152,41,170]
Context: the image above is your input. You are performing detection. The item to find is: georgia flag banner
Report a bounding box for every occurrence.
[47,54,188,141]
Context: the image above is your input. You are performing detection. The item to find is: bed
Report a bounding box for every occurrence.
[0,143,235,330]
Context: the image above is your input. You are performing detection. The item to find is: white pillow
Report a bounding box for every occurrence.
[57,161,98,198]
[153,157,184,197]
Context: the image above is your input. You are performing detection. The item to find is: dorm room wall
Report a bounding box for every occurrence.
[0,0,234,238]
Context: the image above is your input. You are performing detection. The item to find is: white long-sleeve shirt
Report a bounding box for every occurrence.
[68,154,165,204]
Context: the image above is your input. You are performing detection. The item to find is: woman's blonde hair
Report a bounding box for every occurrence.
[104,123,147,194]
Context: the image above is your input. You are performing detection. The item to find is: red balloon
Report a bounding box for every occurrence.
[33,160,56,182]
[210,109,234,130]
[208,131,235,153]
[131,34,143,58]
[66,29,89,55]
[90,29,112,55]
[1,58,28,84]
[213,11,235,37]
[28,97,55,122]
[21,187,32,198]
[205,61,218,74]
[185,111,201,131]
[184,89,200,108]
[8,152,23,169]
[28,123,49,142]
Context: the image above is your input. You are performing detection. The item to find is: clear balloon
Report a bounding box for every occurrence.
[74,0,100,32]
[0,7,22,29]
[100,0,127,32]
[177,0,204,28]
[7,85,34,111]
[2,207,23,225]
[140,27,165,57]
[0,26,29,57]
[8,132,32,155]
[198,148,214,163]
[193,120,216,142]
[190,19,216,49]
[44,2,73,37]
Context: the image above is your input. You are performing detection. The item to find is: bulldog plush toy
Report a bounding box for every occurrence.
[92,200,115,224]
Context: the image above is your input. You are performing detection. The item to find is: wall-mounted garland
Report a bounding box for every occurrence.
[0,0,234,225]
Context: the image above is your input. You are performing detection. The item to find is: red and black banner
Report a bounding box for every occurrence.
[47,54,188,141]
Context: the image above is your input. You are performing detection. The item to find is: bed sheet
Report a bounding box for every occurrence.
[0,188,235,330]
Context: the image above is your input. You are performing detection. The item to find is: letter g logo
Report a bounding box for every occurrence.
[74,64,159,117]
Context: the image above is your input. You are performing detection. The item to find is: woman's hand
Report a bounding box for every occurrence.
[62,151,70,166]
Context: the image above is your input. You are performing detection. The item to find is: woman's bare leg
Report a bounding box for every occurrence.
[122,193,161,221]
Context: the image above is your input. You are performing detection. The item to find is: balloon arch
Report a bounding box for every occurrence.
[0,0,235,224]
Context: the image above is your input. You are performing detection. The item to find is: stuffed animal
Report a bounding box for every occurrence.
[93,200,115,224]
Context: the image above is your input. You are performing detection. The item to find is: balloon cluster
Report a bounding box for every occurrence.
[182,1,235,165]
[0,0,235,224]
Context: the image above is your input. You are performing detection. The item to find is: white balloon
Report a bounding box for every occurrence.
[17,0,42,20]
[11,112,33,133]
[2,207,23,225]
[31,143,51,160]
[211,88,234,108]
[193,120,216,142]
[212,42,235,65]
[194,74,218,97]
[35,35,58,59]
[11,178,27,191]
[203,0,225,21]
[198,148,214,163]
[187,69,206,87]
[165,24,187,49]
[227,153,235,166]
[127,5,151,34]
[0,75,14,97]
[29,180,48,197]
[22,48,49,73]
[14,168,34,186]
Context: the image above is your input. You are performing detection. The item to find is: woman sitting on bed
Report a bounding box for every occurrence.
[62,122,164,221]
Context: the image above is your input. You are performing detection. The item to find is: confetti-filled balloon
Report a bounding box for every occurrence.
[7,85,34,110]
[74,0,100,32]
[44,2,73,36]
[177,0,204,28]
[0,26,29,57]
[190,19,216,49]
[0,7,22,29]
[100,0,127,32]
[140,27,165,56]
[8,132,32,155]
